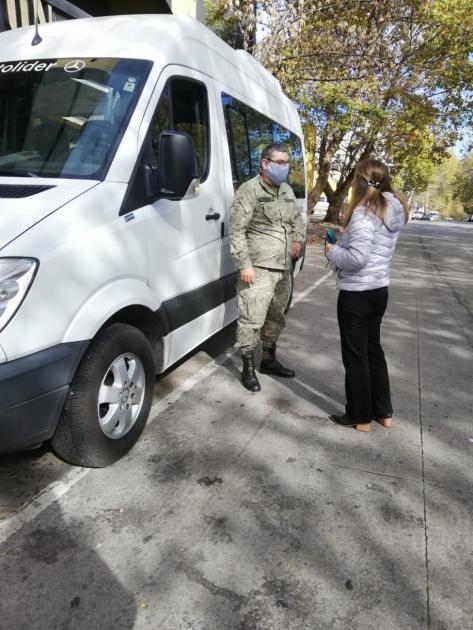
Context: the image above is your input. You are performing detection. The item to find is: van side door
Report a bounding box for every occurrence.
[131,67,229,368]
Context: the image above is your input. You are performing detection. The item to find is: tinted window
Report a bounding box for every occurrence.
[151,84,171,153]
[221,92,306,198]
[0,58,151,179]
[150,78,209,181]
[224,104,251,184]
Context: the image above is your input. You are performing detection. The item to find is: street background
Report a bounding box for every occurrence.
[1,221,472,630]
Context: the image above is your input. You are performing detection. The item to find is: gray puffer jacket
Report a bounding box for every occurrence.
[326,192,406,291]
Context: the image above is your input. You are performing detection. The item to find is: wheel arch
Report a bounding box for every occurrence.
[62,279,167,372]
[98,305,165,373]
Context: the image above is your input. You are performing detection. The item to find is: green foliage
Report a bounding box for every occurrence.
[204,0,256,50]
[453,153,473,215]
[389,128,444,195]
[206,0,473,212]
[415,155,465,218]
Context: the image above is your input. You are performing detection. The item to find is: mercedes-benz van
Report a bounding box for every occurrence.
[0,14,307,467]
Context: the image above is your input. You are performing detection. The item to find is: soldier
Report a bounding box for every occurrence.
[230,143,306,392]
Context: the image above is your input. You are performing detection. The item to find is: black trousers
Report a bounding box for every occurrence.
[337,287,393,423]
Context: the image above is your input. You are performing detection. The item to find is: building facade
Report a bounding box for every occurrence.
[0,0,205,31]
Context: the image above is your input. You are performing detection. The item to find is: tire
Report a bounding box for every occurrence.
[52,323,155,468]
[284,265,295,314]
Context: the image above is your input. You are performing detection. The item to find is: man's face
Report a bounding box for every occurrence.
[262,150,290,179]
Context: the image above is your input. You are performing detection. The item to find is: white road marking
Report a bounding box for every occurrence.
[147,349,237,425]
[0,268,333,544]
[291,269,342,415]
[292,270,333,305]
[0,350,235,545]
[293,378,345,412]
[0,468,89,543]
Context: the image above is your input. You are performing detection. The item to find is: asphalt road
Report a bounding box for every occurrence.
[1,221,472,630]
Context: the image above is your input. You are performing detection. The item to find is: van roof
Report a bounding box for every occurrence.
[0,14,301,135]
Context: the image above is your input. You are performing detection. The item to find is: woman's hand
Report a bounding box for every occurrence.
[240,266,256,284]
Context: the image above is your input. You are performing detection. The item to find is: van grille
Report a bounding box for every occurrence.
[0,184,55,198]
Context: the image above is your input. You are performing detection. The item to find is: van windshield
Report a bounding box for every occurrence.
[0,58,151,179]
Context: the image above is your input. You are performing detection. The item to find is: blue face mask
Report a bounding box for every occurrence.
[266,161,290,186]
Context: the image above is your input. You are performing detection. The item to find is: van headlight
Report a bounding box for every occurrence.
[0,258,38,332]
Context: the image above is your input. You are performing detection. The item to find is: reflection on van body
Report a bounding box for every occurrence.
[0,15,306,467]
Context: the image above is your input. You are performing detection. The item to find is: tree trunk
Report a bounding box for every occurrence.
[325,197,346,224]
[307,169,330,211]
[323,140,376,222]
[307,132,342,210]
[324,172,354,223]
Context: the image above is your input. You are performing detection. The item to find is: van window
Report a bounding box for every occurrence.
[150,78,209,181]
[224,106,251,185]
[221,92,306,199]
[0,58,151,179]
[151,84,171,153]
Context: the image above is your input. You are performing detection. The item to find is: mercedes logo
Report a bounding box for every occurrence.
[64,60,86,73]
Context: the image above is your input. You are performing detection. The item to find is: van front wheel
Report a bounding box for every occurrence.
[52,323,155,468]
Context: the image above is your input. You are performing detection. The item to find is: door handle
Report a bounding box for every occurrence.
[205,211,220,221]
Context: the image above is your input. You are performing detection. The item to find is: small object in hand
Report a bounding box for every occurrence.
[325,228,337,244]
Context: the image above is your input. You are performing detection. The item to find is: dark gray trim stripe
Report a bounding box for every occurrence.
[156,272,238,336]
[0,184,55,198]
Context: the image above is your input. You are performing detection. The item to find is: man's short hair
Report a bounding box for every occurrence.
[261,143,289,162]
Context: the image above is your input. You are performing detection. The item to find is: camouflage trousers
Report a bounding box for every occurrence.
[236,267,290,352]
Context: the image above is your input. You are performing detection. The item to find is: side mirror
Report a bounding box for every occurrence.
[158,131,198,199]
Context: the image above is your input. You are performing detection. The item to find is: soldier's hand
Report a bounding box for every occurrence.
[240,266,256,284]
[291,241,302,259]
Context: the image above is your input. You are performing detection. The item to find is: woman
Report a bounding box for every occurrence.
[325,159,408,432]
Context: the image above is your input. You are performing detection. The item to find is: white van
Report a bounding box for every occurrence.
[0,15,306,466]
[310,194,329,223]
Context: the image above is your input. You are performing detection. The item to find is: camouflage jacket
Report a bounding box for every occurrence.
[229,175,306,270]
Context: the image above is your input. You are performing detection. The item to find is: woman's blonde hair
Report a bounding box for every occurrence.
[344,159,408,226]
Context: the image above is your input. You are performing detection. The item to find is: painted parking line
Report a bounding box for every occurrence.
[0,349,235,545]
[0,468,89,543]
[0,268,333,545]
[292,377,345,413]
[292,270,333,304]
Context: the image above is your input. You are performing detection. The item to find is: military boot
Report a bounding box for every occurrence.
[260,346,295,378]
[241,351,261,392]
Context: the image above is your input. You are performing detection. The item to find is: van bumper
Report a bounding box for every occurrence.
[0,342,88,453]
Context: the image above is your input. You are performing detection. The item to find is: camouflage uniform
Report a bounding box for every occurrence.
[230,175,306,351]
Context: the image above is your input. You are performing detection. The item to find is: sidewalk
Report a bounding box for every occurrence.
[0,226,471,630]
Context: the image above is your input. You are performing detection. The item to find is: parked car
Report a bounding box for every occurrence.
[428,211,440,221]
[310,195,329,223]
[444,216,454,221]
[411,211,425,220]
